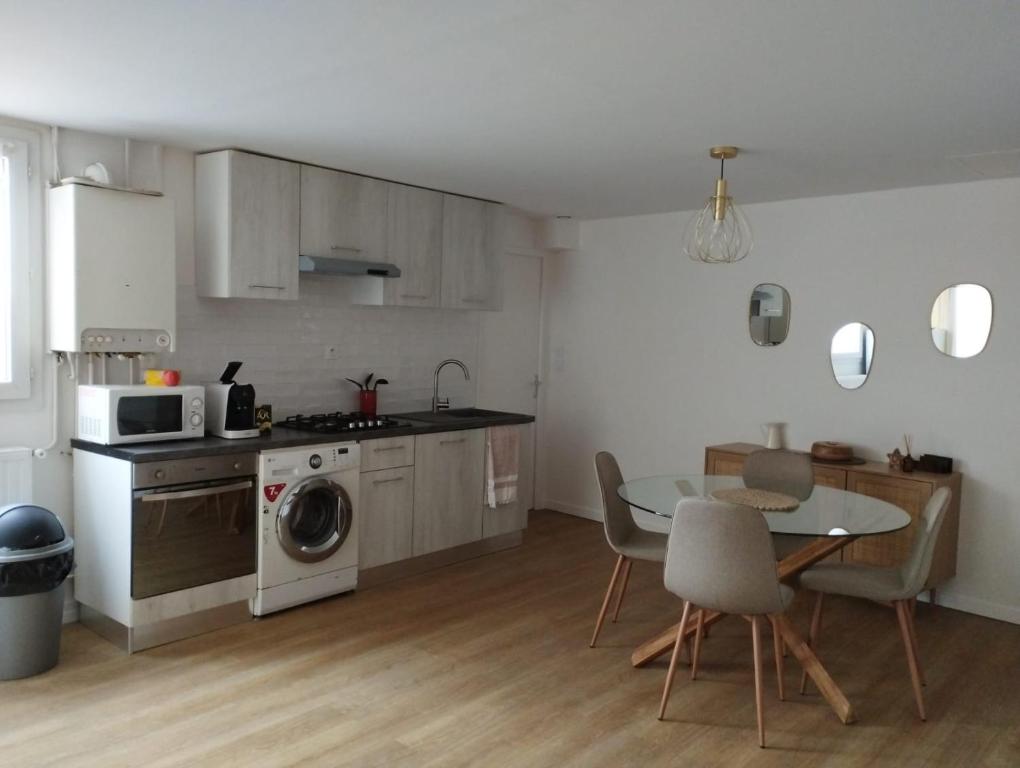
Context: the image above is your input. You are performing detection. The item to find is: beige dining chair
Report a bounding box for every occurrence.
[797,487,951,721]
[743,449,814,560]
[590,451,668,648]
[659,498,795,748]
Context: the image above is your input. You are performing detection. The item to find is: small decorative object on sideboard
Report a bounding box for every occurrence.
[761,422,786,449]
[811,441,855,463]
[919,453,954,474]
[901,434,916,473]
[887,447,903,470]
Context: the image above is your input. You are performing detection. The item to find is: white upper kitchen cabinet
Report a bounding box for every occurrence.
[441,195,505,311]
[195,150,300,300]
[384,184,443,307]
[300,165,388,262]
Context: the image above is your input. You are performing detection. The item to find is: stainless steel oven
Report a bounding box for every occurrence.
[131,453,257,599]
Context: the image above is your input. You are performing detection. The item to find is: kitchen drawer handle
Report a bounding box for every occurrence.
[400,293,429,299]
[249,283,286,290]
[373,446,406,452]
[136,480,253,502]
[372,476,405,485]
[330,245,363,253]
[440,438,466,445]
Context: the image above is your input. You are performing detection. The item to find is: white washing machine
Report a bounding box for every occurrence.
[253,442,360,616]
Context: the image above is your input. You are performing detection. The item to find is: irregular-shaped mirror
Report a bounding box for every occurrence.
[930,283,992,358]
[830,322,875,390]
[749,283,791,346]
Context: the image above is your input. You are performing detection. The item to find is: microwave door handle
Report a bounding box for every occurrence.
[136,480,253,503]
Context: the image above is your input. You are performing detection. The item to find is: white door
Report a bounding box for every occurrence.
[475,251,543,510]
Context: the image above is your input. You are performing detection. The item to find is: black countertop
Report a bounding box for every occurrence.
[70,410,535,463]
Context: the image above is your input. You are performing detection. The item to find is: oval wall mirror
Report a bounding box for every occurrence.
[749,283,791,346]
[830,322,875,390]
[930,283,992,359]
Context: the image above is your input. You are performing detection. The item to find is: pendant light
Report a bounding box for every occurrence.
[683,146,753,264]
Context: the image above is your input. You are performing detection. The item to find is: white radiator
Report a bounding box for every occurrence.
[0,448,33,506]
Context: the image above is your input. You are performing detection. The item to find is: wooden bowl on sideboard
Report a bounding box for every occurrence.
[811,441,855,463]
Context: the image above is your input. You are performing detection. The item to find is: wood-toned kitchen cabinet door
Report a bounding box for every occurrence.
[196,150,300,300]
[359,466,414,569]
[705,450,746,476]
[413,430,485,555]
[441,196,505,310]
[845,472,929,568]
[384,185,442,307]
[299,165,388,262]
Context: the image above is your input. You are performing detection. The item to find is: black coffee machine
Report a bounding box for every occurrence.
[204,362,259,439]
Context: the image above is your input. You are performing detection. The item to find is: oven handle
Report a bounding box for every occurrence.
[136,480,253,503]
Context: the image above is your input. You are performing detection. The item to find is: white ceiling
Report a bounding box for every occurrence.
[2,1,1019,218]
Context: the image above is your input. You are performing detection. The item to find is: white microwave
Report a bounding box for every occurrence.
[77,384,205,445]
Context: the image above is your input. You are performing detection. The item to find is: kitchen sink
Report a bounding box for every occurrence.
[396,408,513,423]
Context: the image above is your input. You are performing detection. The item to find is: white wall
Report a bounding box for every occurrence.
[538,177,1020,624]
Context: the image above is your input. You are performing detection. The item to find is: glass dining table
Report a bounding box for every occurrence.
[619,474,910,538]
[617,474,912,725]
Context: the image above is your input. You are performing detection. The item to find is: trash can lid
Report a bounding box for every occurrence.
[0,504,67,552]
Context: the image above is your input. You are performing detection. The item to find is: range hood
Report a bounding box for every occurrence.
[298,254,401,278]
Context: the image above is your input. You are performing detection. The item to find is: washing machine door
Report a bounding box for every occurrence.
[276,477,353,563]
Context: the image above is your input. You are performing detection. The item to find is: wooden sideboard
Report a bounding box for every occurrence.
[704,443,962,593]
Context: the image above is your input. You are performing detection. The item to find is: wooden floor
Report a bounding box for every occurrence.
[3,511,1019,767]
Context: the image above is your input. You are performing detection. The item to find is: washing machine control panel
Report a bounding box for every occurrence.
[309,454,322,469]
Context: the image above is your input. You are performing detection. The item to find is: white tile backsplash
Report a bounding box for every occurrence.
[161,279,480,417]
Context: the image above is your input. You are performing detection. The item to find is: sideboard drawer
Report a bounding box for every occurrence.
[813,466,847,489]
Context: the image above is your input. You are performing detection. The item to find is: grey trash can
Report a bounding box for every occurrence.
[0,504,74,680]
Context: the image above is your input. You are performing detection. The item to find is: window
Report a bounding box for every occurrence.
[0,127,36,399]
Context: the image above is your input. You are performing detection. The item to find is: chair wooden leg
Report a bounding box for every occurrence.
[904,599,927,687]
[800,591,824,695]
[895,600,927,721]
[770,617,785,701]
[690,607,705,681]
[611,558,633,623]
[751,615,766,748]
[590,555,625,648]
[658,601,691,721]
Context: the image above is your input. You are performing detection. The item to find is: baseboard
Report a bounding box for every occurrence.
[544,499,602,522]
[924,591,1020,625]
[63,599,80,625]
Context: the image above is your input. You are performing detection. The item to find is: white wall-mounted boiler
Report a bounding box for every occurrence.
[48,181,176,353]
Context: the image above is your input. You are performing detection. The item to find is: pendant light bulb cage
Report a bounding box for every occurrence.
[683,146,753,264]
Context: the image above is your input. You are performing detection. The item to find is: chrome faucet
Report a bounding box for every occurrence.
[432,359,470,413]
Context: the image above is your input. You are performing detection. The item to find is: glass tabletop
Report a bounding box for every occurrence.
[618,475,911,537]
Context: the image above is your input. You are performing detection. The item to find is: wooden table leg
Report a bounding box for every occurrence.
[632,609,726,667]
[776,536,856,581]
[633,536,856,669]
[774,614,856,724]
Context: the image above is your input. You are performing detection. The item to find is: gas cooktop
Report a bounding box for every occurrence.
[275,412,411,434]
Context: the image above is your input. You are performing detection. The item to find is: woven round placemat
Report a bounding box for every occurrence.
[711,488,800,511]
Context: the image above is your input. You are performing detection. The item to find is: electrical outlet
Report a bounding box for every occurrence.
[324,345,338,361]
